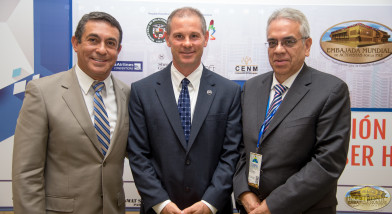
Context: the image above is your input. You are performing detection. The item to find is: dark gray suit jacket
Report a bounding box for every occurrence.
[127,63,242,213]
[233,64,351,214]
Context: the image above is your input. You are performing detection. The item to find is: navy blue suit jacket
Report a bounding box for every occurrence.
[128,63,242,213]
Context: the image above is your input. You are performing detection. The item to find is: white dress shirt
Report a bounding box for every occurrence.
[152,63,217,214]
[75,65,117,140]
[268,64,303,107]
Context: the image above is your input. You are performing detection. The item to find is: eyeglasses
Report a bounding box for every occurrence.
[265,37,308,49]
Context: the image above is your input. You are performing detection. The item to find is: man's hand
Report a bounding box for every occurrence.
[239,192,261,213]
[248,200,271,214]
[161,202,182,214]
[182,201,212,214]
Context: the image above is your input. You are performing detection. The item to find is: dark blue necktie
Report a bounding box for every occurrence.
[178,78,191,143]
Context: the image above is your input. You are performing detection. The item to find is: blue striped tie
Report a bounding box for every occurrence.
[93,82,110,156]
[264,84,288,130]
[178,78,191,144]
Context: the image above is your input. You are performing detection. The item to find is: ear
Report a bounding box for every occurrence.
[304,37,312,57]
[117,44,122,54]
[164,32,171,47]
[71,36,79,52]
[204,31,209,47]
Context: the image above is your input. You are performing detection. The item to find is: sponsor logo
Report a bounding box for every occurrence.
[320,21,392,64]
[146,18,167,43]
[208,19,216,40]
[345,185,391,211]
[235,56,258,74]
[112,61,143,72]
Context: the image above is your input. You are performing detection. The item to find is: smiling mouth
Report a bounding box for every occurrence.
[92,58,107,62]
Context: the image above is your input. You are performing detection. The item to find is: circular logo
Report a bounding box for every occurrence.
[345,185,391,211]
[146,18,167,43]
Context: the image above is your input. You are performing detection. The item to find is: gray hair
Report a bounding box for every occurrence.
[267,8,310,39]
[74,11,123,48]
[166,7,207,35]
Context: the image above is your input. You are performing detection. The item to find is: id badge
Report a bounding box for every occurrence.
[248,152,262,189]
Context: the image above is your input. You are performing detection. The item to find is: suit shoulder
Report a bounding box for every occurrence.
[309,67,347,86]
[112,76,130,90]
[28,70,69,89]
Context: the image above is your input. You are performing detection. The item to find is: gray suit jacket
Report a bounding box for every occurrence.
[12,68,130,214]
[127,63,242,213]
[233,64,351,214]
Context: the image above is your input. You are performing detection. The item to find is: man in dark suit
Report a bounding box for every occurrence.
[233,8,351,214]
[127,7,242,214]
[12,12,129,214]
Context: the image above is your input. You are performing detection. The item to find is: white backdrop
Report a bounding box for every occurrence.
[0,0,391,213]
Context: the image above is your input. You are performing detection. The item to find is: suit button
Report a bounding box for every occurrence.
[185,187,190,192]
[185,159,191,165]
[103,161,106,167]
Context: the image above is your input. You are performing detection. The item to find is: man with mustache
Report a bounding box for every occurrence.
[233,8,351,214]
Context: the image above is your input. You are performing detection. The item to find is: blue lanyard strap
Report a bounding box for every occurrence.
[256,96,282,149]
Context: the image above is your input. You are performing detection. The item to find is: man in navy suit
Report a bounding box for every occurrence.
[127,7,242,214]
[233,8,351,214]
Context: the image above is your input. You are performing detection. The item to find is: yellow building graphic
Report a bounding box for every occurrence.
[330,23,390,47]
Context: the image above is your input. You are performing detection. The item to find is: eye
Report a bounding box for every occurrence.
[267,40,278,48]
[88,38,97,43]
[107,40,117,48]
[174,34,183,39]
[284,38,297,47]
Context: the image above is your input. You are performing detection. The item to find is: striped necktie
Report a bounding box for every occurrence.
[93,81,110,156]
[178,78,191,144]
[264,84,288,130]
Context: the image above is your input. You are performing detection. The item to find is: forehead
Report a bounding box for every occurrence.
[83,20,120,39]
[267,18,301,38]
[170,15,203,33]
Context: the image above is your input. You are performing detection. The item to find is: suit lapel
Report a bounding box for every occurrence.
[262,65,311,139]
[187,68,216,152]
[256,74,273,134]
[61,68,103,156]
[155,66,188,150]
[104,77,127,158]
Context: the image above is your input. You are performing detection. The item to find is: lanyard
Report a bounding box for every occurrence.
[256,95,282,149]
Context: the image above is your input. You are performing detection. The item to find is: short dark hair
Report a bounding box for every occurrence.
[166,7,206,35]
[74,11,123,48]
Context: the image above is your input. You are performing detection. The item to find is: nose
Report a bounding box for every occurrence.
[182,37,192,48]
[96,42,108,55]
[273,41,286,54]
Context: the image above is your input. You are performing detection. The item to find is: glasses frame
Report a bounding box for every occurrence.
[265,37,309,49]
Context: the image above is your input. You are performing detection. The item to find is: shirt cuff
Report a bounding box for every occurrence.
[152,200,171,214]
[202,200,217,214]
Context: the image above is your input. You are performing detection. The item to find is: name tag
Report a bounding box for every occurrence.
[248,152,262,189]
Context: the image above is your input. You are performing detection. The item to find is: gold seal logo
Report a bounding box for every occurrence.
[320,21,392,64]
[345,185,391,211]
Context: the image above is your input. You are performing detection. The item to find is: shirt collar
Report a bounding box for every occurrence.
[171,63,203,89]
[75,64,113,95]
[271,64,303,90]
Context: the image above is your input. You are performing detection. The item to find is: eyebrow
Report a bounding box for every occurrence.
[86,33,118,42]
[267,36,296,40]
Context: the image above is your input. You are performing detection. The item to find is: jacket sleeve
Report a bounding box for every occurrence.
[127,83,170,211]
[12,81,48,214]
